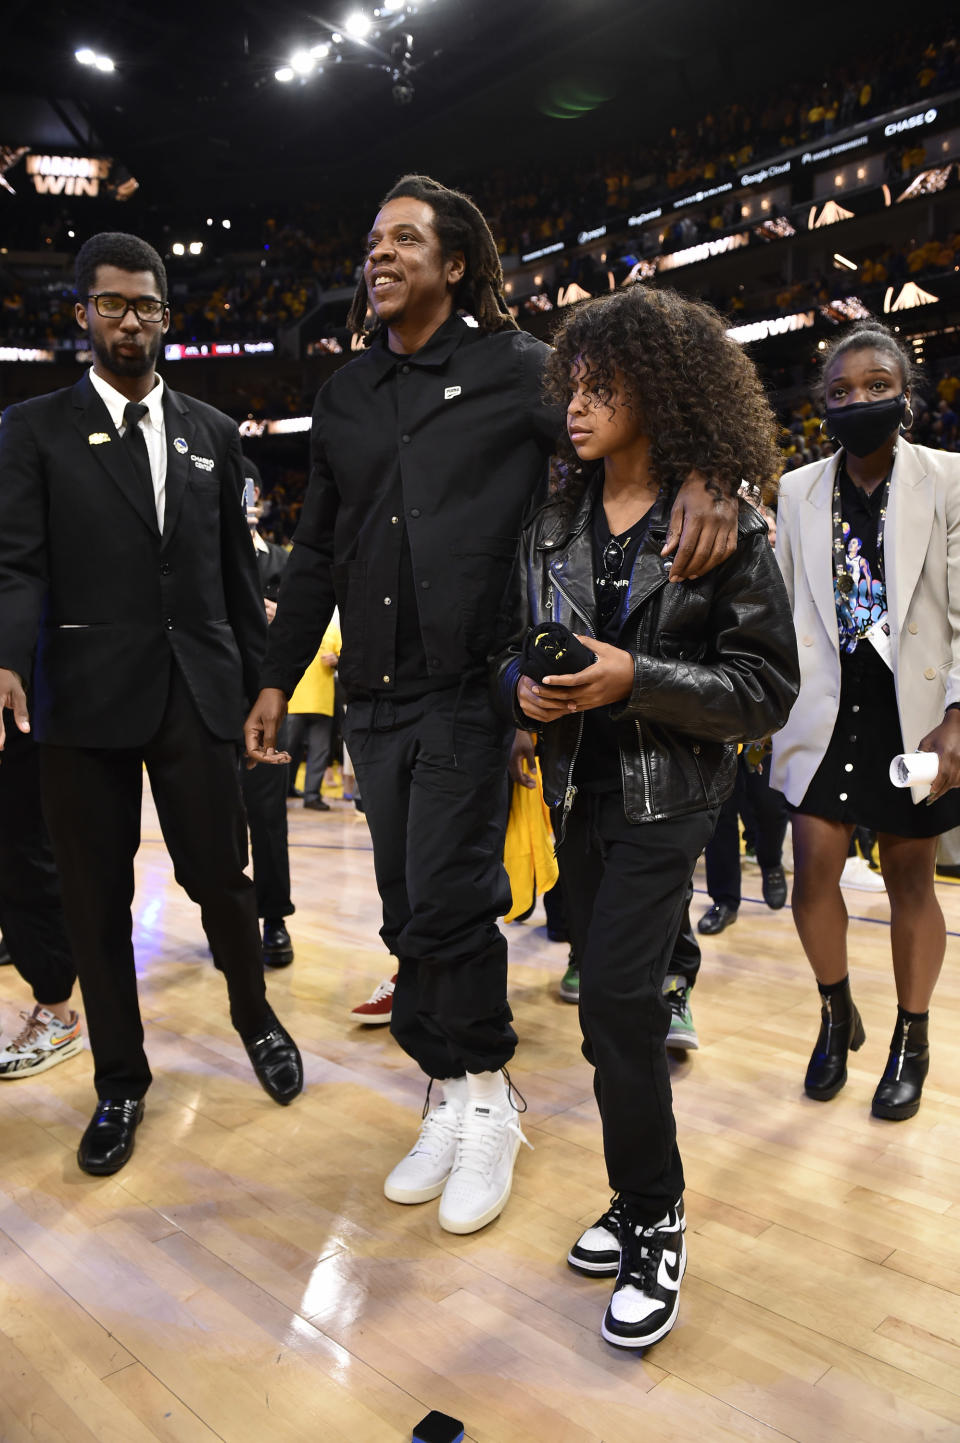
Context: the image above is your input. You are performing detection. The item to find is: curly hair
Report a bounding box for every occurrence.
[545,285,782,510]
[815,319,919,407]
[75,232,167,304]
[347,173,517,338]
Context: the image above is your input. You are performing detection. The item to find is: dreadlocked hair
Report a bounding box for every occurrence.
[347,173,518,338]
[545,284,782,515]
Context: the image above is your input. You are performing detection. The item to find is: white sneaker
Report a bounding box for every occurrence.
[0,1005,82,1078]
[839,856,886,892]
[384,1096,464,1204]
[438,1098,531,1235]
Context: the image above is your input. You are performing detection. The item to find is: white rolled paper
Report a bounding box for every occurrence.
[889,751,940,788]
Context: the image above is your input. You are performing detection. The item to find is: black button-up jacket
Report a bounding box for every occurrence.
[261,315,557,698]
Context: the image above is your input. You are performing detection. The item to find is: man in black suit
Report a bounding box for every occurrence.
[240,457,296,967]
[0,231,302,1175]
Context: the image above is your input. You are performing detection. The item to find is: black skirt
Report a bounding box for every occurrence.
[793,641,960,837]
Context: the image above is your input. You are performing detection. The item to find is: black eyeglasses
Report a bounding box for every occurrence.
[87,293,166,322]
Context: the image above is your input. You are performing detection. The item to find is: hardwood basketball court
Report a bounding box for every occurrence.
[1,789,958,1442]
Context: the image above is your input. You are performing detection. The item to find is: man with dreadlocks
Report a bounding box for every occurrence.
[245,175,736,1234]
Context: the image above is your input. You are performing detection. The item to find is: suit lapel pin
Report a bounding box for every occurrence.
[87,432,111,445]
[173,436,188,454]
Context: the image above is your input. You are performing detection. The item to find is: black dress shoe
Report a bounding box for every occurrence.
[262,919,294,968]
[78,1098,145,1175]
[303,795,330,811]
[761,865,788,910]
[546,925,571,943]
[244,1014,303,1105]
[697,902,738,935]
[872,1012,929,1120]
[288,787,303,799]
[805,981,865,1100]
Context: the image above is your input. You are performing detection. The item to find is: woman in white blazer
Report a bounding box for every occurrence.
[772,320,960,1121]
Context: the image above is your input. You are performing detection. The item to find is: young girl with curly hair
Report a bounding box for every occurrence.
[495,284,799,1350]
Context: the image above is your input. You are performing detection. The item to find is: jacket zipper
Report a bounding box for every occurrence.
[546,568,592,843]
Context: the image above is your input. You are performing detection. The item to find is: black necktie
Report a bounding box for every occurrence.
[122,400,156,523]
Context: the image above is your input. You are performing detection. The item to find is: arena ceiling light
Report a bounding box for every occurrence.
[75,47,115,71]
[345,11,373,39]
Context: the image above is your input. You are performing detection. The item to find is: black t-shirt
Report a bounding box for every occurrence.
[573,500,650,792]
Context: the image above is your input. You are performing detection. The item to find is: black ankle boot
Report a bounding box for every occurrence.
[871,1011,929,1120]
[804,980,865,1101]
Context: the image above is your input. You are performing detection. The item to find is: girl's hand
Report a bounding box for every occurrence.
[519,638,635,721]
[919,711,960,802]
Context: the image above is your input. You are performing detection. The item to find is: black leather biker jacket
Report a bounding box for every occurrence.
[493,482,800,831]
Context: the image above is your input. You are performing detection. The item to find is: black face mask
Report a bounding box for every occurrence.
[825,393,906,458]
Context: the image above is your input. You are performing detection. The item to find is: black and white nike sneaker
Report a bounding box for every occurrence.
[568,1194,685,1276]
[601,1203,686,1349]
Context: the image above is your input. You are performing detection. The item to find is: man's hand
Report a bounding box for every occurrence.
[321,651,339,668]
[662,471,738,582]
[263,598,278,624]
[517,638,634,722]
[0,668,29,757]
[244,687,291,767]
[509,729,537,788]
[919,711,960,802]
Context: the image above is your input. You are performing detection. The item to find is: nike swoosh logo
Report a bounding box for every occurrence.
[662,1249,683,1285]
[51,1032,79,1046]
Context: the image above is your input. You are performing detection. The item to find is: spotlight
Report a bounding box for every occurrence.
[291,49,314,74]
[189,241,203,255]
[94,55,115,71]
[172,243,185,256]
[384,0,405,9]
[206,217,214,225]
[310,43,330,59]
[345,11,372,38]
[275,67,295,81]
[75,48,96,65]
[222,219,231,230]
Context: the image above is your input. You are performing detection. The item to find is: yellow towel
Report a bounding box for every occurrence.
[503,760,560,922]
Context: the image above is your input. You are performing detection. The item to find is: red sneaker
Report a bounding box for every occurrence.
[349,974,396,1025]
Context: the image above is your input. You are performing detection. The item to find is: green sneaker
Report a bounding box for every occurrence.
[559,953,579,1003]
[664,974,699,1051]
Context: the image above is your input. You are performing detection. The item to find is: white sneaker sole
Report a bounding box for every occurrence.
[383,1171,451,1205]
[567,1251,619,1275]
[350,1012,392,1026]
[0,1037,83,1078]
[666,1033,699,1052]
[438,1132,521,1235]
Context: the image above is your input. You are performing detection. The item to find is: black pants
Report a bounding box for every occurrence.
[241,718,293,919]
[343,683,515,1079]
[670,886,700,987]
[0,721,76,1007]
[705,754,787,909]
[286,713,333,798]
[559,791,717,1218]
[39,666,270,1099]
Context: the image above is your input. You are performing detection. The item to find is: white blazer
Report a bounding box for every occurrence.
[771,441,960,806]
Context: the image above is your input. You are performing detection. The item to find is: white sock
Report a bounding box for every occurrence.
[465,1070,508,1108]
[439,1076,468,1108]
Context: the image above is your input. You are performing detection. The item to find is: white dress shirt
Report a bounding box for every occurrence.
[89,368,168,531]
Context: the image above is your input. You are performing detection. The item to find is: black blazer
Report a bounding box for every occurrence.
[0,372,266,747]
